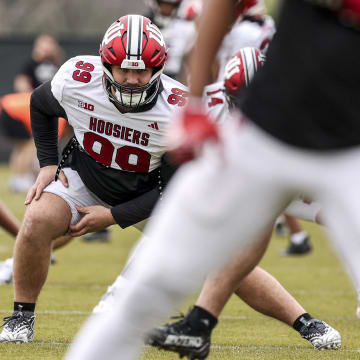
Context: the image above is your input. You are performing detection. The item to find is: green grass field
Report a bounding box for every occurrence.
[0,163,359,360]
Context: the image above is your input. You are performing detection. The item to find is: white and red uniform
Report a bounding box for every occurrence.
[216,15,276,81]
[159,0,202,77]
[41,55,188,224]
[52,55,186,172]
[162,19,197,76]
[203,81,228,123]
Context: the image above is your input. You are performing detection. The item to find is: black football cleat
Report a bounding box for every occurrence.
[281,237,312,256]
[146,314,211,360]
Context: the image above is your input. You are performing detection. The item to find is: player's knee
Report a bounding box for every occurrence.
[20,208,52,240]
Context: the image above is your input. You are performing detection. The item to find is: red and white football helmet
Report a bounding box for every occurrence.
[244,0,266,17]
[235,0,267,19]
[100,15,167,109]
[223,47,265,107]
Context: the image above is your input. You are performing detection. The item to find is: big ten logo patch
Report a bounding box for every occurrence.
[78,100,94,111]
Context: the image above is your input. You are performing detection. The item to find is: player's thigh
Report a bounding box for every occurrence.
[44,167,110,225]
[23,192,72,239]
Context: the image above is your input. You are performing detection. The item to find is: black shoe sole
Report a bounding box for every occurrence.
[149,341,210,360]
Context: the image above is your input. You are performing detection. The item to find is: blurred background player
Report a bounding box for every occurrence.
[213,0,275,82]
[0,201,20,284]
[13,34,64,93]
[280,214,312,255]
[202,0,312,257]
[0,92,68,193]
[0,34,65,193]
[146,0,202,81]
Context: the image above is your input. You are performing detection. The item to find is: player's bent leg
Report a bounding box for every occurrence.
[235,267,341,350]
[14,192,71,302]
[0,192,71,343]
[146,230,272,358]
[281,215,312,256]
[281,200,323,256]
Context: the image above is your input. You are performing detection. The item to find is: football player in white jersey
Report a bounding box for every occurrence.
[145,48,340,359]
[211,6,311,256]
[215,0,276,81]
[146,0,201,80]
[0,14,188,344]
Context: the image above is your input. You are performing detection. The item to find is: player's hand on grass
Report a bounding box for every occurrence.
[168,97,219,164]
[69,205,116,237]
[25,165,68,205]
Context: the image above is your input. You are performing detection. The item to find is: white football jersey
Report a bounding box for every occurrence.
[51,55,188,173]
[203,81,229,124]
[162,18,196,76]
[217,15,276,81]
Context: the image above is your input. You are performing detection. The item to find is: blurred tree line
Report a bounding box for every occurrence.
[0,0,279,37]
[0,0,146,37]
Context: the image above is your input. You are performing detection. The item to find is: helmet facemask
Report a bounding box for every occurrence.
[102,63,163,110]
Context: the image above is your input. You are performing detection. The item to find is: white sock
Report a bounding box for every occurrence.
[290,231,308,245]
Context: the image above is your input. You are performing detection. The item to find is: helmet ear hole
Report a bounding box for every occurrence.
[108,47,116,57]
[152,49,160,59]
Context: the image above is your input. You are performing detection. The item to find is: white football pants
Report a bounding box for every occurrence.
[65,117,360,360]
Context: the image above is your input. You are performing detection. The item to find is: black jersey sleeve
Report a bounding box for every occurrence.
[110,153,179,228]
[30,80,67,167]
[110,187,159,228]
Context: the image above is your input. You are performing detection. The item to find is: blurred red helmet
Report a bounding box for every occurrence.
[100,15,167,109]
[223,47,265,107]
[235,0,267,19]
